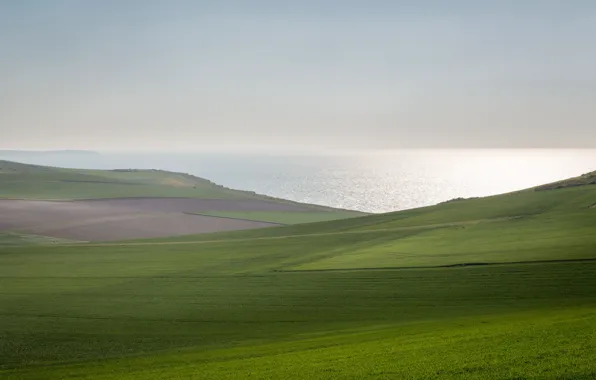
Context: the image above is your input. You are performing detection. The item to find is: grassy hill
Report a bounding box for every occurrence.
[0,160,365,228]
[132,177,596,270]
[1,169,595,378]
[0,159,278,200]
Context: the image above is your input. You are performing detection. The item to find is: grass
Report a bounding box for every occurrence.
[1,170,595,378]
[535,169,596,191]
[0,232,75,247]
[6,308,594,379]
[0,160,241,199]
[1,256,595,378]
[0,160,350,211]
[191,210,366,224]
[131,185,596,271]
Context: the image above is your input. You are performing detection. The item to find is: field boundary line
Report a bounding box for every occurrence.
[274,257,596,273]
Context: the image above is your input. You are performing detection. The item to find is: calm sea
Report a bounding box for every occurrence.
[3,149,596,213]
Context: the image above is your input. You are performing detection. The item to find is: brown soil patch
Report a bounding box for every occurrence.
[0,199,283,242]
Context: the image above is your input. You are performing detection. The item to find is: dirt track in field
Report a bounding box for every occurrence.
[0,198,304,241]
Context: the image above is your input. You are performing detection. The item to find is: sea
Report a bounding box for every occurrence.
[2,149,595,213]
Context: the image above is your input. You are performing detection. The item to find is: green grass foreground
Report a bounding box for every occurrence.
[1,170,595,378]
[1,259,595,379]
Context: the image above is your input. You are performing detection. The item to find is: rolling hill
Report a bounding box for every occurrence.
[0,160,365,241]
[0,168,595,379]
[0,159,299,201]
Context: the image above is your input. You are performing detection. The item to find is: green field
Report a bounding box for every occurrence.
[0,232,76,247]
[1,170,595,378]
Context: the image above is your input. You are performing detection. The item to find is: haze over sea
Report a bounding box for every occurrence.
[2,149,595,213]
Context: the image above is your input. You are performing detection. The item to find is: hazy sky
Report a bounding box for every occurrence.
[2,1,595,151]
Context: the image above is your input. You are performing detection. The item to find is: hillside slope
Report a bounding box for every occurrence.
[0,161,365,240]
[0,159,286,201]
[0,159,362,213]
[131,174,596,271]
[1,170,595,379]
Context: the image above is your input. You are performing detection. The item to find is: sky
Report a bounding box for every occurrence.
[1,0,596,151]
